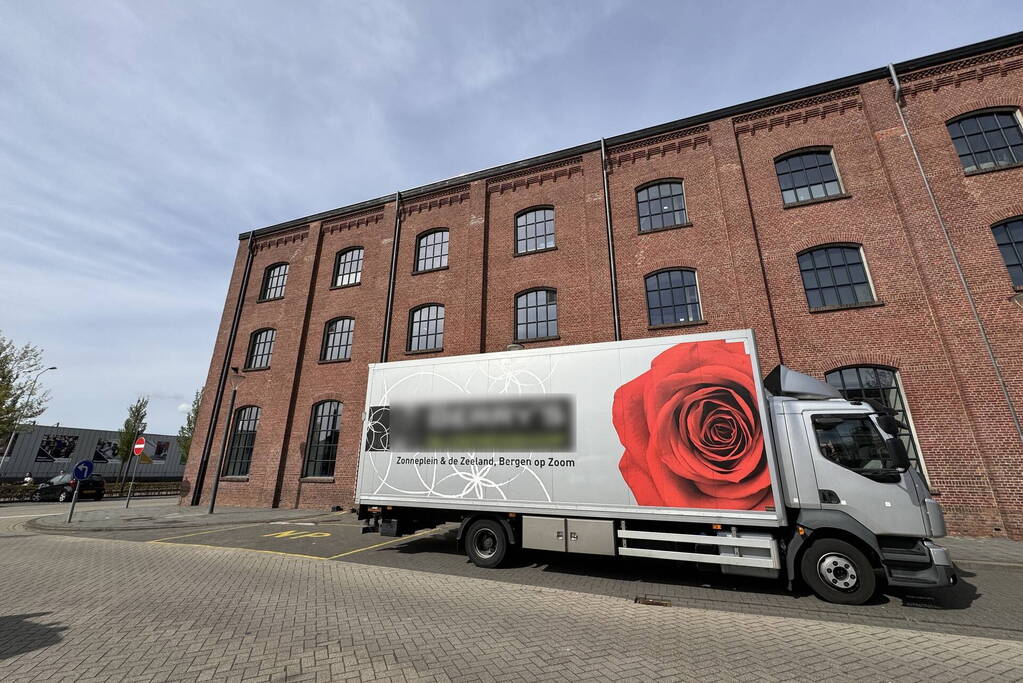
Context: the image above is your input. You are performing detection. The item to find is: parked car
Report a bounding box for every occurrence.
[30,473,105,502]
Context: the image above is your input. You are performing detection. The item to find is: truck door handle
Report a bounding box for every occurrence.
[556,531,564,540]
[569,532,578,542]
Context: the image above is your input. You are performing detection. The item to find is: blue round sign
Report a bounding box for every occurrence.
[73,459,94,481]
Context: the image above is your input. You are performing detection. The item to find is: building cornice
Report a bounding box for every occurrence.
[242,30,1023,241]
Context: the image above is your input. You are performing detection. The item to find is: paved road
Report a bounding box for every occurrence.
[1,506,1022,681]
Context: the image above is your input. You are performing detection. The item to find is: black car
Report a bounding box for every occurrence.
[30,473,105,502]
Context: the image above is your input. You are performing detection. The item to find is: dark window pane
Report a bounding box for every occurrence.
[334,248,364,287]
[993,220,1023,287]
[637,182,686,232]
[224,406,260,477]
[246,329,275,369]
[800,246,874,309]
[302,401,341,478]
[415,231,449,272]
[321,318,355,361]
[408,305,444,351]
[516,289,558,339]
[260,264,289,300]
[948,111,1023,172]
[515,208,556,254]
[644,270,701,325]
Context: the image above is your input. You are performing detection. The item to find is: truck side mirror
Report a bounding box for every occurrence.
[876,414,900,436]
[885,437,911,471]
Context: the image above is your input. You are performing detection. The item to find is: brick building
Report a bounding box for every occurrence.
[182,33,1023,538]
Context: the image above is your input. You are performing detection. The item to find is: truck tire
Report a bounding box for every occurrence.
[465,518,508,568]
[800,538,878,605]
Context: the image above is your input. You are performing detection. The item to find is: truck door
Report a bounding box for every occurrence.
[802,411,927,537]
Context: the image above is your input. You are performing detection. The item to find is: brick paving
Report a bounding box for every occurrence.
[1,528,1022,682]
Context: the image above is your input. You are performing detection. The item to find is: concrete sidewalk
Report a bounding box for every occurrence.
[26,502,338,532]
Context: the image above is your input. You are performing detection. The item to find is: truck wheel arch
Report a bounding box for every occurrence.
[456,514,517,552]
[787,510,884,587]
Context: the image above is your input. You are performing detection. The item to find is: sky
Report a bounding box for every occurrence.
[2,0,1022,434]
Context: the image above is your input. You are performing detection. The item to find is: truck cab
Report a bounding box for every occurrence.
[766,366,956,602]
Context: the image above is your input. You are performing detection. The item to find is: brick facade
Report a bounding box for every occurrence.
[182,35,1023,538]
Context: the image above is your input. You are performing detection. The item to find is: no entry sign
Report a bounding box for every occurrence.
[133,437,146,456]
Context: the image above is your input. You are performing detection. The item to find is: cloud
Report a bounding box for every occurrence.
[0,0,1016,433]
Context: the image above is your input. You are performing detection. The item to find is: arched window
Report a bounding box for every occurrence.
[825,367,924,475]
[321,317,355,362]
[992,218,1023,288]
[515,207,555,254]
[303,401,341,478]
[223,406,260,477]
[414,229,449,272]
[334,247,364,287]
[947,110,1023,173]
[797,245,875,310]
[775,149,843,205]
[636,180,686,233]
[515,288,558,341]
[644,269,701,326]
[408,304,444,351]
[245,329,275,369]
[259,263,289,300]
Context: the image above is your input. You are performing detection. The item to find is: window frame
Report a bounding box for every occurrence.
[223,405,260,478]
[774,147,847,207]
[514,287,559,342]
[244,328,276,370]
[332,247,365,289]
[407,303,445,353]
[302,400,342,479]
[635,179,690,234]
[946,108,1023,176]
[824,365,928,481]
[413,229,450,274]
[320,317,355,363]
[643,267,704,329]
[258,262,289,302]
[992,217,1023,289]
[514,206,557,256]
[796,243,878,312]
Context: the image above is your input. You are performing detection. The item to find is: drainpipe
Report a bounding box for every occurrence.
[191,232,256,505]
[888,63,1023,446]
[380,192,402,362]
[600,139,622,341]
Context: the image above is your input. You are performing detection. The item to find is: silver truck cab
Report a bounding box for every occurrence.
[766,366,956,593]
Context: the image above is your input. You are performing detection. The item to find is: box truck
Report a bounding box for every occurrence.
[355,330,955,605]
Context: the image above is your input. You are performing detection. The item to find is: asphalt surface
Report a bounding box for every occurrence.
[2,500,1023,681]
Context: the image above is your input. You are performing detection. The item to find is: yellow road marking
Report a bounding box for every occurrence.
[150,524,254,542]
[327,527,442,559]
[150,540,327,560]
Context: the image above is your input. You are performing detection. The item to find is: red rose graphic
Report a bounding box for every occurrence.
[612,339,772,510]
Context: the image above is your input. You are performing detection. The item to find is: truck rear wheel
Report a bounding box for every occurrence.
[800,538,877,605]
[465,519,508,568]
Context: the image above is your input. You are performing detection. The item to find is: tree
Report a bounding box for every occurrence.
[0,331,51,439]
[177,390,201,464]
[116,396,149,482]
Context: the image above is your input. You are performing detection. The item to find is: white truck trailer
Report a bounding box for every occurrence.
[355,329,955,605]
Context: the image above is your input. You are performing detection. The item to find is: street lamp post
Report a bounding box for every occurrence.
[0,366,57,478]
[208,368,245,514]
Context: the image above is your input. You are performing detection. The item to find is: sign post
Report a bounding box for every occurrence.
[66,459,94,524]
[125,436,147,508]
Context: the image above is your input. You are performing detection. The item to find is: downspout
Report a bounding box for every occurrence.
[380,192,402,362]
[191,231,256,505]
[600,139,622,341]
[888,63,1023,446]
[734,132,785,364]
[479,185,492,352]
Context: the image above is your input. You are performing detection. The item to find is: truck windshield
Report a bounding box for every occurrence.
[811,414,900,479]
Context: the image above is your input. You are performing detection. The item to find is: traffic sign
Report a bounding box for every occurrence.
[73,459,94,480]
[133,437,147,456]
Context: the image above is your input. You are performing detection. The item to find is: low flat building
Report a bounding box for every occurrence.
[1,424,186,482]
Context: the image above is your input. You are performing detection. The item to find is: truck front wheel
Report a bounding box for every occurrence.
[800,538,878,605]
[465,518,508,568]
